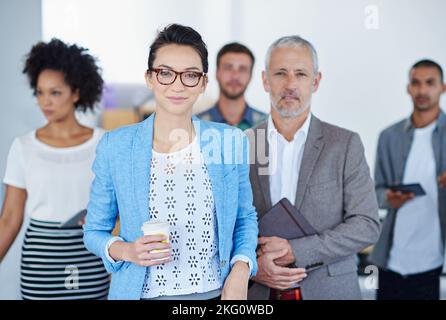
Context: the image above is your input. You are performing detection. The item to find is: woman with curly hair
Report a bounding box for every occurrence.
[0,38,110,300]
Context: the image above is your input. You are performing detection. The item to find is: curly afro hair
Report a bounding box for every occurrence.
[23,38,104,112]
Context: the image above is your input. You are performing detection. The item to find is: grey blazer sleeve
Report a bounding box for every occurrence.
[289,133,381,270]
[374,132,392,210]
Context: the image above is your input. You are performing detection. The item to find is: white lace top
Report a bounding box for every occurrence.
[140,136,222,299]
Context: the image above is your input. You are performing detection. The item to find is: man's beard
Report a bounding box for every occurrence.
[270,93,311,119]
[413,95,435,112]
[219,83,248,100]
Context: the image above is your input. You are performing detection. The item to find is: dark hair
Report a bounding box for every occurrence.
[148,24,208,73]
[216,42,255,71]
[22,38,104,112]
[410,59,444,82]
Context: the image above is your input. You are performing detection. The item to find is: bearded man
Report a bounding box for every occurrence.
[198,42,266,130]
[246,35,380,300]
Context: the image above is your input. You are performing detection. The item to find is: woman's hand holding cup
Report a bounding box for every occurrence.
[125,234,172,267]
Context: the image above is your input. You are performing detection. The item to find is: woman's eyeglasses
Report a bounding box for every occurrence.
[148,68,206,87]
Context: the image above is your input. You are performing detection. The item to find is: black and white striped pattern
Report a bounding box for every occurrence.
[20,219,110,300]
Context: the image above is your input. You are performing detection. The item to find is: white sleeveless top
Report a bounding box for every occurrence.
[3,128,104,222]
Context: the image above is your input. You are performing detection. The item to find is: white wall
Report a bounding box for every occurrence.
[42,0,234,86]
[0,0,43,299]
[41,0,446,169]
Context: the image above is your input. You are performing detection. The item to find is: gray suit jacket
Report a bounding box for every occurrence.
[246,115,380,300]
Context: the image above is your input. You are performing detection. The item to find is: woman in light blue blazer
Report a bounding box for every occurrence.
[83,24,258,300]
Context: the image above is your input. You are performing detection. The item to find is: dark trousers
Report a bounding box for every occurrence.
[377,266,443,300]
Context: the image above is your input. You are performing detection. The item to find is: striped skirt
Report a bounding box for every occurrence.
[20,218,110,300]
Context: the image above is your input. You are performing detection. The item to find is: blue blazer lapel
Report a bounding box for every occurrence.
[132,113,155,235]
[194,116,225,238]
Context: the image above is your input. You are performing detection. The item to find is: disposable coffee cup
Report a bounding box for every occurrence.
[141,220,170,260]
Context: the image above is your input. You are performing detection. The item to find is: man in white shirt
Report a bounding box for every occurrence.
[247,35,380,300]
[369,60,446,300]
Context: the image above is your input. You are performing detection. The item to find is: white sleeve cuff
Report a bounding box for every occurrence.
[230,255,253,274]
[105,236,124,264]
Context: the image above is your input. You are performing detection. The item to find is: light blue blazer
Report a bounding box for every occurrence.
[83,113,258,300]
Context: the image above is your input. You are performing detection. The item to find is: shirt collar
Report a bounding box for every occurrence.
[208,104,225,122]
[243,105,254,124]
[267,112,312,143]
[211,102,255,125]
[403,109,446,132]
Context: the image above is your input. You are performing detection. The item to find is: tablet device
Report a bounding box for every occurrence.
[60,209,87,228]
[389,183,426,196]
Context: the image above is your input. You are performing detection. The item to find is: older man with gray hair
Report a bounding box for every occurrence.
[246,35,380,300]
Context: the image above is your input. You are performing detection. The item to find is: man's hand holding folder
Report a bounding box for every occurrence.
[257,236,296,267]
[253,247,307,291]
[253,198,318,289]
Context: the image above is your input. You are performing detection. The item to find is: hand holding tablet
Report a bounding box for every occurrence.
[386,183,425,210]
[389,183,426,196]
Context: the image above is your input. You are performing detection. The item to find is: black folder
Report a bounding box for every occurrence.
[258,198,317,239]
